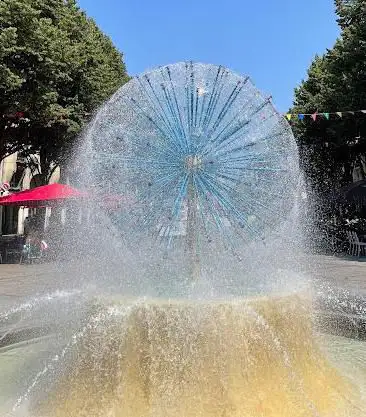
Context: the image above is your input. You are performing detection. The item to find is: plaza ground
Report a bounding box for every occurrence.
[1,256,366,413]
[1,254,365,313]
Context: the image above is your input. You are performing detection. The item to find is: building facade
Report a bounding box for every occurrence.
[0,153,60,236]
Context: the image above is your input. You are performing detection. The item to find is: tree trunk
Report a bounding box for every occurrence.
[38,147,49,186]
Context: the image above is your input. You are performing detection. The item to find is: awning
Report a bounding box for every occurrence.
[0,184,87,207]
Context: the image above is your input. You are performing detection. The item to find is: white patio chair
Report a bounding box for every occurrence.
[347,231,366,257]
[346,231,354,255]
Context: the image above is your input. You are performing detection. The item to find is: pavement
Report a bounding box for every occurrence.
[0,253,365,292]
[310,254,366,295]
[0,254,366,342]
[0,262,82,313]
[0,254,365,308]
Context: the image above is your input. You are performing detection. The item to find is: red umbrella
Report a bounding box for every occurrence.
[0,183,87,207]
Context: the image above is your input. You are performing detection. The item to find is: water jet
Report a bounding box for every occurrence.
[1,62,365,416]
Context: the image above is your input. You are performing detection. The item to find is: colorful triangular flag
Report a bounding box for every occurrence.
[298,114,305,121]
[323,112,330,120]
[286,113,292,121]
[311,112,318,121]
[336,112,343,118]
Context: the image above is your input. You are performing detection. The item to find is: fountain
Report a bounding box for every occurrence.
[0,62,365,416]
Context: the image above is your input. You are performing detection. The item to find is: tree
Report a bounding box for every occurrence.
[0,0,128,182]
[291,0,366,196]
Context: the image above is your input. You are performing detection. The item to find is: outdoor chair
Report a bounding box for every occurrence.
[346,231,366,257]
[5,238,25,263]
[5,247,22,262]
[20,242,43,264]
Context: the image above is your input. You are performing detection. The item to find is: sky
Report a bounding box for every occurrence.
[77,0,340,112]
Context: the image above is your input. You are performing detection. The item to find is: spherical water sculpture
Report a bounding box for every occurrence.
[3,63,366,417]
[85,62,298,282]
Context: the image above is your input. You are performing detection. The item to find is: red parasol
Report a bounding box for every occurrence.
[0,184,87,207]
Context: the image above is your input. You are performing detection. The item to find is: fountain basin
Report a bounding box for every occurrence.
[20,294,364,417]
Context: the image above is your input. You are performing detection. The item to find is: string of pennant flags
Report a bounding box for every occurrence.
[4,108,366,123]
[283,109,366,121]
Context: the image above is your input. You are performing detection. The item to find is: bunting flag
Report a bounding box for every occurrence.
[284,109,366,121]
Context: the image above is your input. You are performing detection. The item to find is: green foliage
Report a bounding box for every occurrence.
[291,0,366,193]
[335,0,366,28]
[0,0,128,180]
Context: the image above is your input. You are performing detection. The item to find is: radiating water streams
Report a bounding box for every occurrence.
[1,62,365,416]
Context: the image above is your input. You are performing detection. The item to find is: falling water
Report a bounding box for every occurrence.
[1,62,365,416]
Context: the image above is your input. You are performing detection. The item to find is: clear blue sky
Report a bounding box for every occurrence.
[77,0,340,112]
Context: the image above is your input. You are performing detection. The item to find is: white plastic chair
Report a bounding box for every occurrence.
[346,231,366,257]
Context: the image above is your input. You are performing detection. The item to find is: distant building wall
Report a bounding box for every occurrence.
[0,153,61,235]
[0,153,17,185]
[0,154,18,235]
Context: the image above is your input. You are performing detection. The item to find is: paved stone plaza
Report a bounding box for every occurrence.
[0,262,85,314]
[310,255,366,295]
[1,256,365,414]
[0,255,365,312]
